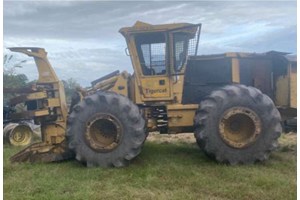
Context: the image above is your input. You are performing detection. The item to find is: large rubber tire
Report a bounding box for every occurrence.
[66,91,146,167]
[194,84,282,165]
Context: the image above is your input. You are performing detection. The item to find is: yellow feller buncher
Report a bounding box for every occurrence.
[9,21,296,166]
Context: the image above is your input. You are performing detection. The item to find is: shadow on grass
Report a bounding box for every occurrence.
[132,141,216,167]
[4,138,296,170]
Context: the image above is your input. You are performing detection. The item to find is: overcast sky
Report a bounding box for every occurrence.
[3,1,297,86]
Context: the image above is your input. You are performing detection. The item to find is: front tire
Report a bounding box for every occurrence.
[67,91,146,167]
[194,84,282,164]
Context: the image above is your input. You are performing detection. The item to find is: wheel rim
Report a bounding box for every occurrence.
[9,125,32,146]
[219,107,262,148]
[85,113,122,152]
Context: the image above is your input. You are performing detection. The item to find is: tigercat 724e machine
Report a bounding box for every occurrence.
[8,21,296,167]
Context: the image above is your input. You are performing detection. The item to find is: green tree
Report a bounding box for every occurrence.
[62,78,81,104]
[3,54,29,105]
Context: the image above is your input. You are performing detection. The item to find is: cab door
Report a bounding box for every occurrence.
[132,32,173,102]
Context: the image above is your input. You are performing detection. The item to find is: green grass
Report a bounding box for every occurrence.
[4,134,296,200]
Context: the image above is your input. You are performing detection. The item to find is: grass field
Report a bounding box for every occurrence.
[4,133,296,200]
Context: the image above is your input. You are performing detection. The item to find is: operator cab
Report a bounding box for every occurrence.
[135,32,166,76]
[120,21,201,103]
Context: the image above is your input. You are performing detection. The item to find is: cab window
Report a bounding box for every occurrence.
[173,33,188,72]
[135,32,167,76]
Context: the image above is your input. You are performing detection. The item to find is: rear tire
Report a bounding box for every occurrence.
[67,91,146,167]
[194,84,282,164]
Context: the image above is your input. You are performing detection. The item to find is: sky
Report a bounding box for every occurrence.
[3,1,297,86]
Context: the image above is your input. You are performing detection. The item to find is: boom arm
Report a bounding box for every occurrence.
[8,47,59,83]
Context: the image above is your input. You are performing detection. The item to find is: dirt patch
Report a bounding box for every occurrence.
[146,132,196,144]
[146,132,297,149]
[278,132,297,153]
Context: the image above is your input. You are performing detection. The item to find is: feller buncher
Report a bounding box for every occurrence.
[8,21,296,167]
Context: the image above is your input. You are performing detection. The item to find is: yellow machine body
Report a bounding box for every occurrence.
[89,21,296,134]
[8,21,296,163]
[119,22,296,133]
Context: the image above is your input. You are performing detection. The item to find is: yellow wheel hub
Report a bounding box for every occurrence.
[219,107,262,148]
[85,113,122,152]
[9,124,33,146]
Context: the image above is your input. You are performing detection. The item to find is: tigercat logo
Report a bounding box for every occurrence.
[145,88,167,95]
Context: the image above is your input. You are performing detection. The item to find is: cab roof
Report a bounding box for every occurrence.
[119,21,199,36]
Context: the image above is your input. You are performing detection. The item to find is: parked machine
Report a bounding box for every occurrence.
[3,105,36,146]
[8,21,296,167]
